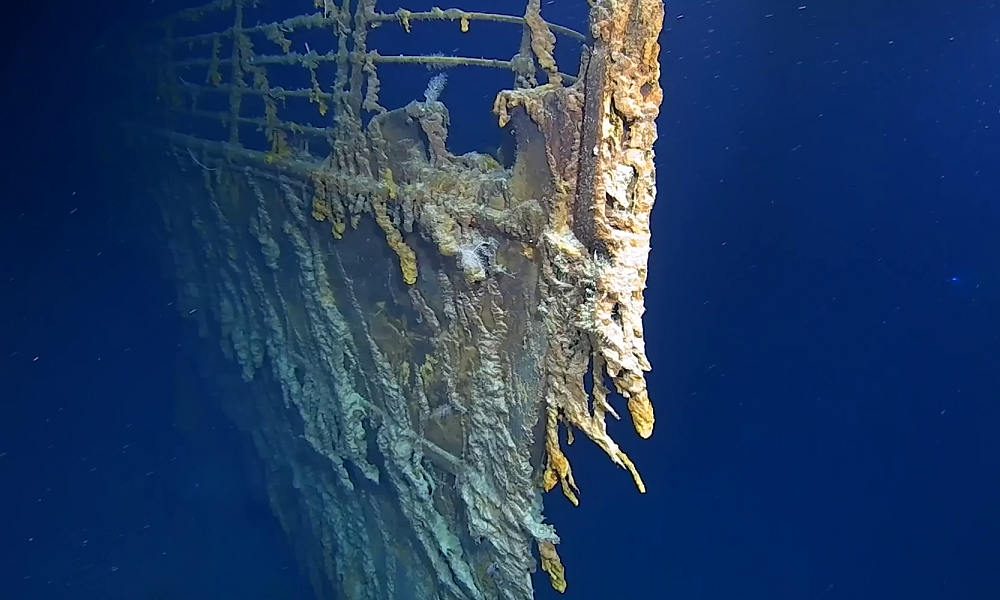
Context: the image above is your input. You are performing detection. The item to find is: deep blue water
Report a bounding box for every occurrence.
[2,1,998,599]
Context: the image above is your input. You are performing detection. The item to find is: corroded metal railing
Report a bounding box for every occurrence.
[156,1,582,160]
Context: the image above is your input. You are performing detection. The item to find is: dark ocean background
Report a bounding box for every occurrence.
[2,1,998,599]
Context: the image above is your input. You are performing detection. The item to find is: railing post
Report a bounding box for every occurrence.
[227,0,244,145]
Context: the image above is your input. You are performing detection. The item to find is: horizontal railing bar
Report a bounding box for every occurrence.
[173,51,577,82]
[371,8,586,42]
[175,51,507,69]
[165,0,234,24]
[167,8,585,46]
[177,81,334,102]
[177,108,335,139]
[174,50,335,68]
[151,128,318,177]
[375,54,512,70]
[171,13,334,46]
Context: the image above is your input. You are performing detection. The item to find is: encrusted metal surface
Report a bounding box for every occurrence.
[143,0,665,598]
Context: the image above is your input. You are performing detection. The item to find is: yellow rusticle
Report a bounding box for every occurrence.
[374,201,417,285]
[382,167,399,200]
[542,407,579,506]
[538,541,567,593]
[396,8,412,33]
[374,169,417,284]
